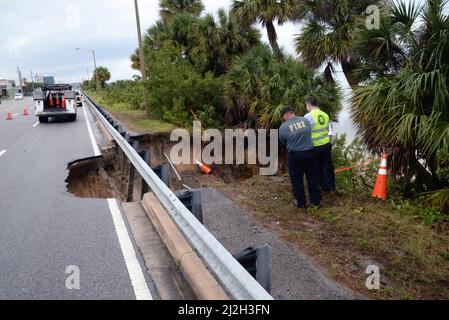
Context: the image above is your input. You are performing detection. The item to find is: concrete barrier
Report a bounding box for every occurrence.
[142,193,229,300]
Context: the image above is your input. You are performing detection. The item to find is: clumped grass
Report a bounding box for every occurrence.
[133,119,177,133]
[86,90,177,134]
[216,174,449,300]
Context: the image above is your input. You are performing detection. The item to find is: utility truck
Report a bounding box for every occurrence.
[33,84,77,123]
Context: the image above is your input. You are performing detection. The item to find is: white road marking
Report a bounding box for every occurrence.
[107,199,153,301]
[13,113,19,117]
[33,122,39,128]
[83,105,101,156]
[0,150,6,158]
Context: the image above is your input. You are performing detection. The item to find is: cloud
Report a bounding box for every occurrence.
[0,0,298,83]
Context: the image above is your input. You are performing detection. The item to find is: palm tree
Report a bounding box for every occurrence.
[131,14,200,70]
[350,0,449,191]
[159,0,204,22]
[352,0,423,81]
[224,44,341,128]
[294,0,377,86]
[191,8,261,75]
[92,67,111,88]
[232,0,296,57]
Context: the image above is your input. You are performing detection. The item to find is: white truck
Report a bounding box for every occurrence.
[33,84,77,123]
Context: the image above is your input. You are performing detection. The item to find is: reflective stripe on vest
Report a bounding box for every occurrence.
[311,109,330,147]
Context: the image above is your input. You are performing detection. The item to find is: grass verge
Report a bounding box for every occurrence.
[195,173,449,300]
[86,90,177,133]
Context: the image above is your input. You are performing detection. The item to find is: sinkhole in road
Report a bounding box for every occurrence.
[65,151,126,200]
[65,131,272,200]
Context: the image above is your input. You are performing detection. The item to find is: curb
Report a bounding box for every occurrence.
[142,193,229,301]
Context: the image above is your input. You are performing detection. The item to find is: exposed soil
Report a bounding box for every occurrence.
[66,150,127,201]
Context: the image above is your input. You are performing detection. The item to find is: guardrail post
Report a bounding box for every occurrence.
[151,164,171,189]
[233,245,272,294]
[126,140,139,202]
[175,190,203,224]
[139,150,151,200]
[121,133,131,176]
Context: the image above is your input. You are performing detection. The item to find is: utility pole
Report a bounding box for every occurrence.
[30,70,35,92]
[134,0,150,119]
[76,48,99,89]
[92,50,99,87]
[17,66,23,92]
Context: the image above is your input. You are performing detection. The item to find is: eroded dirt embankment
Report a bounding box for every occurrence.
[65,132,258,202]
[66,148,127,200]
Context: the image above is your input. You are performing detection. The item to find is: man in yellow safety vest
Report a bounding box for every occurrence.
[304,96,336,192]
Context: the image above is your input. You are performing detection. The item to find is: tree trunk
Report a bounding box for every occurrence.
[266,21,282,57]
[341,59,358,87]
[410,156,436,190]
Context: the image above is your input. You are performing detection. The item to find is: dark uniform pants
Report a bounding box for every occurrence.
[288,150,321,207]
[314,143,336,191]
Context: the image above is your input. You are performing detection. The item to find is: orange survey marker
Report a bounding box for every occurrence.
[372,153,389,200]
[196,160,212,175]
[335,159,376,174]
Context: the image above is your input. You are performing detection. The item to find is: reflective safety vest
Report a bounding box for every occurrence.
[311,108,330,147]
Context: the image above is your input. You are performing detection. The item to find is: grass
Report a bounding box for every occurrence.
[86,90,177,134]
[204,174,449,300]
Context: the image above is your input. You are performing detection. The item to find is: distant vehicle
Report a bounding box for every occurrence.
[33,84,77,123]
[75,90,83,108]
[14,93,24,100]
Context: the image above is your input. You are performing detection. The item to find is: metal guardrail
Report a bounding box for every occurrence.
[83,93,274,301]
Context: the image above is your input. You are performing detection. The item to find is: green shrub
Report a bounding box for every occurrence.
[332,135,378,195]
[146,43,224,128]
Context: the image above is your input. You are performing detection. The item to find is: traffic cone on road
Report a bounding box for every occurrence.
[372,153,388,200]
[23,107,29,116]
[6,111,13,120]
[196,160,212,175]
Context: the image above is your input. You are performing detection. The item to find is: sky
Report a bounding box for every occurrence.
[0,0,298,84]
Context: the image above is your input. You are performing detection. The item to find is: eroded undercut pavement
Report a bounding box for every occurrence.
[64,112,357,300]
[66,152,126,200]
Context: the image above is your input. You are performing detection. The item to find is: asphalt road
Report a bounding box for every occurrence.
[0,98,153,300]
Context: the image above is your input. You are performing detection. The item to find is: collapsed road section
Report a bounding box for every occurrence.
[80,92,357,301]
[81,92,274,300]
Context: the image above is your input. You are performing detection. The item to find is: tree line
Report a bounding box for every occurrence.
[93,0,448,209]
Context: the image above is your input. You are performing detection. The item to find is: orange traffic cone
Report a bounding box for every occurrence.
[55,94,60,106]
[62,97,66,109]
[196,160,212,174]
[372,153,388,200]
[23,107,29,116]
[6,111,13,120]
[49,94,54,107]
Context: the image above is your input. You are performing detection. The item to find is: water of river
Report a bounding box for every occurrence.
[332,72,358,143]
